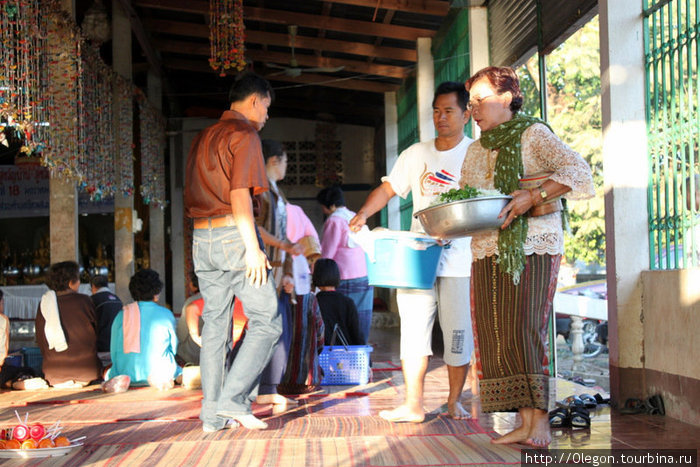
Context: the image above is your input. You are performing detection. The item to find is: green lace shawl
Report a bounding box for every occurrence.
[480,115,553,284]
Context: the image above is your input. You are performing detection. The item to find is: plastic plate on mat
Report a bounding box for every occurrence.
[0,443,83,458]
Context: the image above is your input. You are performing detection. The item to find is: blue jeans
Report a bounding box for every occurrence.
[193,225,281,428]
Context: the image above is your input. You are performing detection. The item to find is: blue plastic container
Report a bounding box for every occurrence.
[319,345,373,385]
[365,231,442,289]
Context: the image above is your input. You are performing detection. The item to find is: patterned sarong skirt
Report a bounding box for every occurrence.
[471,253,560,412]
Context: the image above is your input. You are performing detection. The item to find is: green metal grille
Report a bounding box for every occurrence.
[396,77,418,230]
[434,9,471,85]
[644,0,700,269]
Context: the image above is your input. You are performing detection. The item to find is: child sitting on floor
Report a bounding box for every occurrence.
[312,259,364,346]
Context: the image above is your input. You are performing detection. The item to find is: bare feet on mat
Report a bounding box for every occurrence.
[379,405,425,423]
[447,400,472,419]
[256,393,298,406]
[526,413,551,447]
[491,426,531,445]
[231,414,268,430]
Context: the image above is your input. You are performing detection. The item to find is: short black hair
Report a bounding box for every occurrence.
[312,258,341,288]
[228,72,274,105]
[0,288,4,302]
[316,185,346,208]
[46,261,80,292]
[129,269,163,302]
[432,81,469,111]
[91,274,109,289]
[261,139,285,162]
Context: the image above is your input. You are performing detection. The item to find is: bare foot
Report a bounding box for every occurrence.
[379,405,425,423]
[526,414,552,447]
[466,365,480,396]
[491,425,530,445]
[230,414,268,430]
[256,394,298,406]
[447,400,472,419]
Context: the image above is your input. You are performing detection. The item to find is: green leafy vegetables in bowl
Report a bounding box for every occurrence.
[437,186,502,204]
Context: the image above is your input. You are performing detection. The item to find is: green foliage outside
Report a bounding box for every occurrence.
[517,17,606,267]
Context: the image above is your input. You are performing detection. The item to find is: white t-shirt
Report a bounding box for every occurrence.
[382,137,473,277]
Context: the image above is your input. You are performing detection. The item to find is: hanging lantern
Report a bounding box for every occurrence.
[209,0,246,77]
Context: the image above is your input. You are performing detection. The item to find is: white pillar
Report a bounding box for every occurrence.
[384,91,400,231]
[147,70,166,304]
[113,0,134,301]
[599,0,648,401]
[469,6,490,139]
[416,37,435,142]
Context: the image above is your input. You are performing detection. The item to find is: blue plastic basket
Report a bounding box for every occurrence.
[21,347,43,373]
[319,345,373,385]
[365,231,442,289]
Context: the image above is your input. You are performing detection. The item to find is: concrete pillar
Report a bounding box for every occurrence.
[47,0,79,264]
[49,179,79,264]
[416,37,435,142]
[468,6,489,139]
[599,0,648,403]
[147,70,166,304]
[384,91,400,232]
[113,1,134,301]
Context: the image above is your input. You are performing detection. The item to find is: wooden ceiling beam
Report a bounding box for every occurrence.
[144,19,416,62]
[153,39,409,78]
[263,73,399,93]
[135,0,435,41]
[322,0,450,15]
[163,57,398,93]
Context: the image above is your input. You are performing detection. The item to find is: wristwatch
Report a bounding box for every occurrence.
[538,187,548,202]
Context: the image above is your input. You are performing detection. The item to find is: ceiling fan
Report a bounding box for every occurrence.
[266,25,345,78]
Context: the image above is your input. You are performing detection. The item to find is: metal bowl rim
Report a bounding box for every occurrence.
[413,195,512,218]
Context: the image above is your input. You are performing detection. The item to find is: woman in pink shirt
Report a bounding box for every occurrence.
[316,186,373,344]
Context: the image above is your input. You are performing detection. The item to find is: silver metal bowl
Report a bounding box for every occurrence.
[414,195,512,239]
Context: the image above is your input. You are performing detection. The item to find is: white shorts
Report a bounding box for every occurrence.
[396,276,473,367]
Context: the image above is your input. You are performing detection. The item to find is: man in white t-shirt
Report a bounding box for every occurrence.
[350,82,475,422]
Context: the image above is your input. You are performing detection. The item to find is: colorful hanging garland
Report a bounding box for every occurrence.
[0,0,47,158]
[209,0,246,76]
[115,74,134,197]
[43,3,82,179]
[78,43,115,200]
[137,91,166,208]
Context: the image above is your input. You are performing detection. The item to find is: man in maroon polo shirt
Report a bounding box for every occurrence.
[185,72,282,433]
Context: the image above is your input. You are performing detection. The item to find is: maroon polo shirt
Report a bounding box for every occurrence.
[184,110,269,219]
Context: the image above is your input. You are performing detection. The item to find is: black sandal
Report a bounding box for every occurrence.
[620,398,646,415]
[645,395,665,415]
[549,408,570,428]
[569,407,591,429]
[579,394,597,408]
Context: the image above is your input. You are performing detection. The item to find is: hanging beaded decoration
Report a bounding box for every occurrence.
[0,0,47,158]
[43,3,82,180]
[209,0,246,77]
[137,91,166,208]
[115,74,134,197]
[78,43,115,200]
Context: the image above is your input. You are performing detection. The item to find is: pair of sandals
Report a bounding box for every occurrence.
[620,394,665,415]
[549,406,591,429]
[556,393,608,409]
